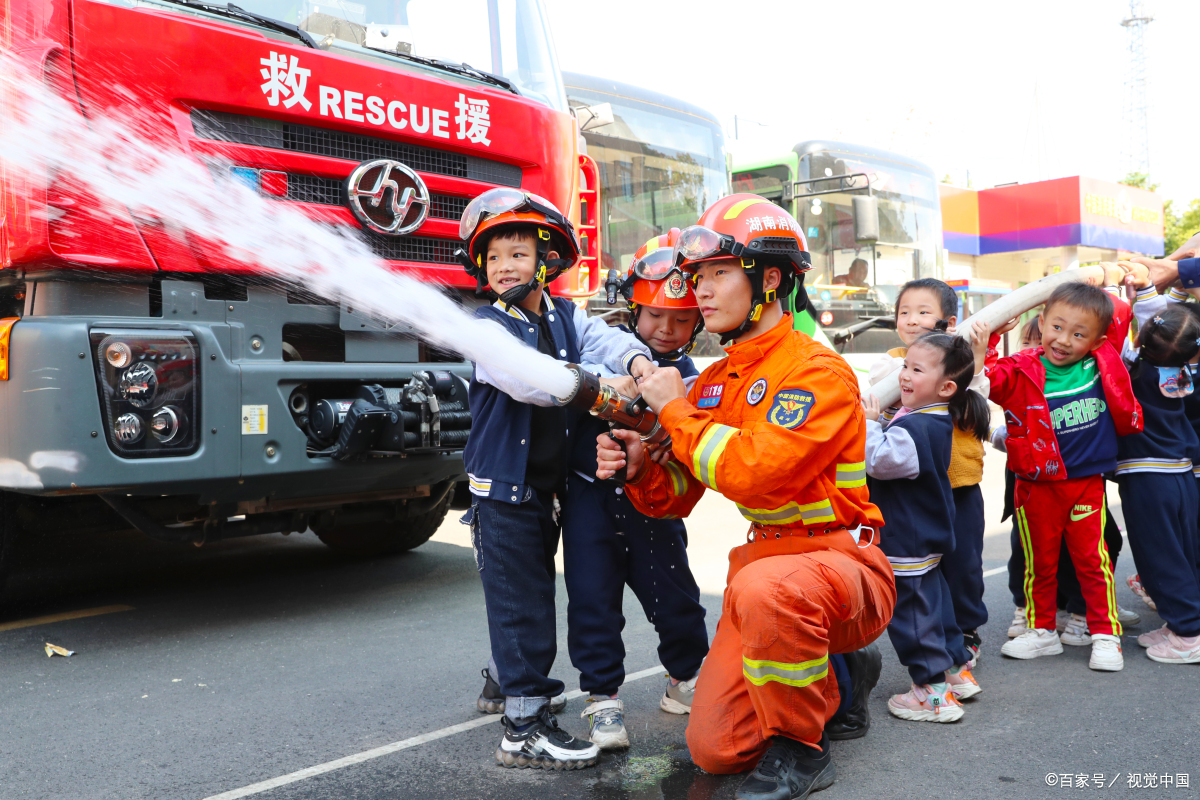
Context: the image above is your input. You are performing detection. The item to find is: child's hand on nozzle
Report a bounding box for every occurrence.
[596,428,645,481]
[644,441,673,466]
[1118,260,1151,288]
[863,394,881,423]
[599,376,638,398]
[1100,261,1125,287]
[628,355,656,381]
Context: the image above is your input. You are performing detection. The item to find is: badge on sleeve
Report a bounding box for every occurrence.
[746,378,768,405]
[697,383,724,408]
[767,388,815,429]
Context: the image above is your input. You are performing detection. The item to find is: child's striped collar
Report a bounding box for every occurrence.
[911,403,949,415]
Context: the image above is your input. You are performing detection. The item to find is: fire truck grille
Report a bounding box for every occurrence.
[362,232,458,264]
[287,174,468,220]
[191,110,521,187]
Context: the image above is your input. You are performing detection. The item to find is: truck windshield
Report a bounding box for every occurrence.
[229,0,566,110]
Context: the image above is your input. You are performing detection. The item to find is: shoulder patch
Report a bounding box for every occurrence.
[767,388,815,429]
[746,378,768,405]
[697,383,724,408]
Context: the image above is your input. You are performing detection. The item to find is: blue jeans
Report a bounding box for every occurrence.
[471,490,564,721]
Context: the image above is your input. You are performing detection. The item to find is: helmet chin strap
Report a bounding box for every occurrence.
[461,227,569,310]
[709,263,800,345]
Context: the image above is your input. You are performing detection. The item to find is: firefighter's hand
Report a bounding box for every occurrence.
[862,394,881,423]
[1168,231,1200,260]
[596,429,644,481]
[1132,256,1186,293]
[645,441,673,465]
[600,376,638,398]
[638,366,686,413]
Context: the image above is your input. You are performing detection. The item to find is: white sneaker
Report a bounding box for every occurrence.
[581,697,629,750]
[1089,633,1124,671]
[660,674,698,715]
[1001,628,1064,659]
[1055,609,1070,632]
[1138,624,1170,649]
[1060,613,1092,646]
[1007,607,1028,638]
[1117,605,1141,627]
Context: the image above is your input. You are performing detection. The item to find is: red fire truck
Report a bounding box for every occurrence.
[0,0,600,594]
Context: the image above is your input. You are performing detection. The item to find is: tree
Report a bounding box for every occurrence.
[1120,172,1199,256]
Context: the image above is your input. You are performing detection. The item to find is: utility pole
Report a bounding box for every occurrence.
[1121,0,1153,175]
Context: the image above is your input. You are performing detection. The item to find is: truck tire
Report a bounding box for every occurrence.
[0,492,14,598]
[316,492,452,557]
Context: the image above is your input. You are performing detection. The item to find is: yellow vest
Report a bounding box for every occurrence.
[887,347,985,488]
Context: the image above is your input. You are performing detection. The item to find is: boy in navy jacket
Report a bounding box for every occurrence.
[456,189,652,770]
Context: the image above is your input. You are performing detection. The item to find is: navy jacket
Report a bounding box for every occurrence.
[464,294,650,504]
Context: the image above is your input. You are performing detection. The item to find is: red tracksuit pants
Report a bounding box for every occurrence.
[1013,476,1122,636]
[686,530,895,774]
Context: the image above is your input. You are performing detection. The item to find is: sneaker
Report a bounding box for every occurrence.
[1128,574,1157,611]
[962,630,982,667]
[1059,613,1092,647]
[1007,607,1029,638]
[945,665,981,701]
[1137,624,1171,649]
[826,643,883,741]
[887,683,964,723]
[581,697,629,750]
[1146,631,1200,665]
[1001,628,1064,659]
[1089,633,1124,671]
[496,709,599,770]
[660,674,698,715]
[735,733,836,800]
[1117,605,1142,627]
[476,669,567,716]
[1055,609,1070,632]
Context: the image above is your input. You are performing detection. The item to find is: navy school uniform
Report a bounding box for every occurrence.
[463,294,650,719]
[562,346,709,696]
[1116,355,1200,637]
[866,404,970,685]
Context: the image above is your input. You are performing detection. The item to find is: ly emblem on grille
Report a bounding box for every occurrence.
[344,159,430,236]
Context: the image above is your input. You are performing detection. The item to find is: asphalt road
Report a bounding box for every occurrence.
[1,454,1197,800]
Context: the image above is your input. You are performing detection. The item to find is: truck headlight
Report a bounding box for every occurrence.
[91,330,201,458]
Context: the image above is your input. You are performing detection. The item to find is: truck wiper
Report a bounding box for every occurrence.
[156,0,317,48]
[832,316,895,345]
[359,46,518,95]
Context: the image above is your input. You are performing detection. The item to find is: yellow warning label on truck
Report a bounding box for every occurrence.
[241,405,268,435]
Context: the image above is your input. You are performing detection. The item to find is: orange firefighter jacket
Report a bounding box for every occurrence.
[625,314,884,534]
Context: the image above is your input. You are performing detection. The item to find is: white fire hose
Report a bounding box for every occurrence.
[866,266,1107,408]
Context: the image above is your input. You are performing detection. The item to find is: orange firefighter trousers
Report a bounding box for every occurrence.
[685,530,895,774]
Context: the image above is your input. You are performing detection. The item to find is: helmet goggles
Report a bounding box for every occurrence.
[631,247,684,281]
[672,223,813,276]
[459,187,581,252]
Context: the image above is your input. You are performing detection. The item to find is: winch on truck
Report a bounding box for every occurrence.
[0,0,602,593]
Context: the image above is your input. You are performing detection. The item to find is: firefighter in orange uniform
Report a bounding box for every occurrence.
[597,194,896,799]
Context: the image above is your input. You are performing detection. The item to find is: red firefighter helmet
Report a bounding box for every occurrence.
[625,229,698,310]
[671,193,812,342]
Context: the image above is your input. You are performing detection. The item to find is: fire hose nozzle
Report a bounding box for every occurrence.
[557,364,669,445]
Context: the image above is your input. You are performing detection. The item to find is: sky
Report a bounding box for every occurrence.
[544,0,1198,205]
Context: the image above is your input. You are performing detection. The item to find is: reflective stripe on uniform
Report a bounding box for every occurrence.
[663,460,690,496]
[735,498,835,526]
[742,654,829,688]
[834,461,866,488]
[693,424,737,490]
[886,554,943,576]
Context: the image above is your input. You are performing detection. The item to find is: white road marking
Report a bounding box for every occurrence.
[199,664,667,800]
[982,566,1007,578]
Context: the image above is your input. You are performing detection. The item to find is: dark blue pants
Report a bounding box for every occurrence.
[561,477,708,697]
[1007,494,1122,615]
[887,566,969,686]
[1118,472,1200,637]
[942,484,987,632]
[471,490,565,716]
